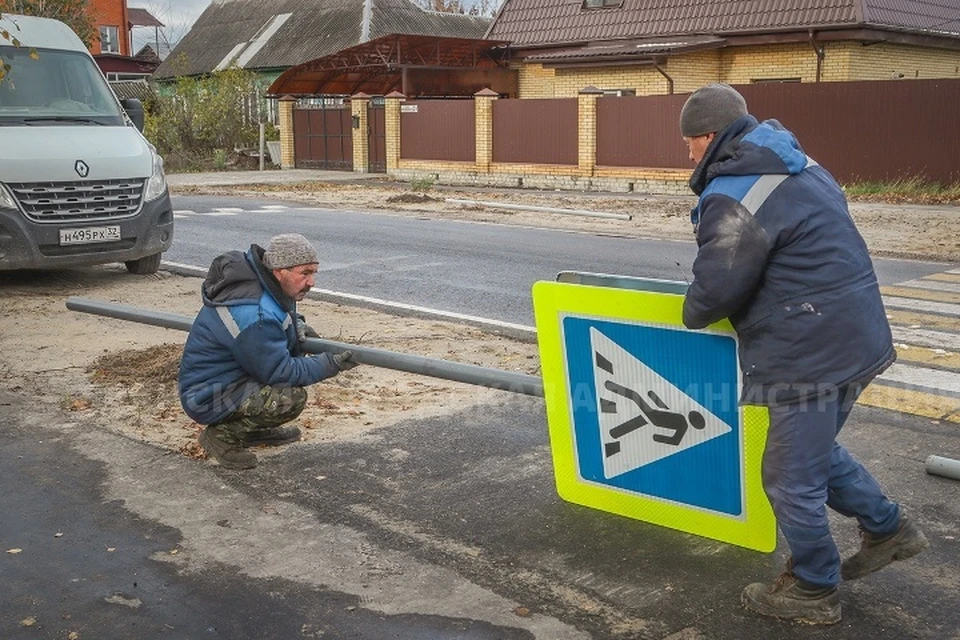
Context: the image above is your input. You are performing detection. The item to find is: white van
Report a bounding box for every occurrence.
[0,13,172,274]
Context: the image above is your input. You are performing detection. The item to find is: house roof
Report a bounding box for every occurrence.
[154,0,490,79]
[268,33,511,95]
[127,7,164,29]
[486,0,960,50]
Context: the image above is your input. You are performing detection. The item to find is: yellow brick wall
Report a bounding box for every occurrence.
[837,42,960,80]
[517,63,558,98]
[516,42,960,99]
[719,43,821,84]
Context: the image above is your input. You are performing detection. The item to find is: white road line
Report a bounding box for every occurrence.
[883,296,960,316]
[310,287,538,335]
[899,279,960,294]
[878,363,960,395]
[204,212,239,217]
[213,207,244,213]
[159,261,538,334]
[261,205,289,210]
[174,210,196,216]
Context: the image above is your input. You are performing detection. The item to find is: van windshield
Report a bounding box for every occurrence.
[0,46,125,125]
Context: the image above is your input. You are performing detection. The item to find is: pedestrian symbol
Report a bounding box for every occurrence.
[591,327,732,479]
[532,275,775,552]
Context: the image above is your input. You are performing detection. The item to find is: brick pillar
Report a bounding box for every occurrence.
[474,88,499,173]
[578,86,603,176]
[351,93,370,173]
[384,91,405,172]
[278,95,296,170]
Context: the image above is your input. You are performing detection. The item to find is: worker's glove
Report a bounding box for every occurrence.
[296,315,320,341]
[333,349,359,371]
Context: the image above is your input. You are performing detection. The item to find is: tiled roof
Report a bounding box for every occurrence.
[487,0,960,49]
[155,0,490,79]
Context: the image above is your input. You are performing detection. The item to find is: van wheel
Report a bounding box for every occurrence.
[125,253,162,275]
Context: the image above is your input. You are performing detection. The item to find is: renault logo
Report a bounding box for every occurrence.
[75,160,89,178]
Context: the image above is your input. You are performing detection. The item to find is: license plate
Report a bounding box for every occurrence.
[59,226,122,246]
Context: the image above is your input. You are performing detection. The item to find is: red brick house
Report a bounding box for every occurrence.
[88,0,130,56]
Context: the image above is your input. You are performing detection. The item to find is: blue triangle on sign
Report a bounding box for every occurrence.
[562,316,743,516]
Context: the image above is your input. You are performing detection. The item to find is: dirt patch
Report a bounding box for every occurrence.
[0,267,538,463]
[386,192,441,204]
[174,181,960,262]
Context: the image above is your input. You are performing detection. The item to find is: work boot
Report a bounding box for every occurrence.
[239,425,302,448]
[841,516,929,581]
[742,568,841,625]
[199,427,258,470]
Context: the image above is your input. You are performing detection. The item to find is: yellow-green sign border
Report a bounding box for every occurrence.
[532,280,776,552]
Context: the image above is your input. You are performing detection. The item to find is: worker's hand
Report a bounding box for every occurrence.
[333,349,359,371]
[297,315,320,341]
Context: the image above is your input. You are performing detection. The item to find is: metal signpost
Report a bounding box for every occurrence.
[532,272,776,552]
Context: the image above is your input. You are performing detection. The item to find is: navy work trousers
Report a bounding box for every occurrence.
[762,383,900,587]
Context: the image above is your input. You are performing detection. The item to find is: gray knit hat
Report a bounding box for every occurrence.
[263,233,318,270]
[679,83,748,137]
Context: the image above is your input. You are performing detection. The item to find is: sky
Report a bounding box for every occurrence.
[128,0,212,55]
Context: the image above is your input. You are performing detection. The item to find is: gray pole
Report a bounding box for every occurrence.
[65,297,545,398]
[925,455,960,481]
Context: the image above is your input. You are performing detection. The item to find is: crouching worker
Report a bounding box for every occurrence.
[178,233,358,470]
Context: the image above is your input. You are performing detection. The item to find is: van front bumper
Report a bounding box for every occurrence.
[0,191,174,271]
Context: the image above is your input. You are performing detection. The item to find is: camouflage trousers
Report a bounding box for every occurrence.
[209,385,307,445]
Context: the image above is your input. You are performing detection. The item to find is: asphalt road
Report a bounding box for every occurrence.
[166,195,956,327]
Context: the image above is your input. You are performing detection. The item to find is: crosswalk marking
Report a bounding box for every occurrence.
[881,285,960,305]
[891,345,960,371]
[897,279,960,294]
[883,296,960,316]
[891,326,960,351]
[862,268,960,422]
[887,309,960,333]
[921,272,960,284]
[858,385,960,423]
[880,363,960,395]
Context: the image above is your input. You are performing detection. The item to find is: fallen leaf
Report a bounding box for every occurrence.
[106,547,116,552]
[54,532,64,538]
[68,633,79,640]
[513,606,531,617]
[20,617,36,627]
[6,548,22,554]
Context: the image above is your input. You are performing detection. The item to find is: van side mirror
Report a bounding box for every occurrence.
[121,98,145,131]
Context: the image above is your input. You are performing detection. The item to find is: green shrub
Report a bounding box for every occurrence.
[144,62,273,172]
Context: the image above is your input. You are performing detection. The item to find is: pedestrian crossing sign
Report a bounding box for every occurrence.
[532,275,776,552]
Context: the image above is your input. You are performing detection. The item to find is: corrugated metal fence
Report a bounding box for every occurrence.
[597,79,960,184]
[493,98,578,165]
[401,100,475,162]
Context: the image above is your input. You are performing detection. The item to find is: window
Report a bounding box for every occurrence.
[99,25,119,54]
[583,0,621,8]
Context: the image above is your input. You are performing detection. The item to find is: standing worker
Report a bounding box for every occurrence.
[678,83,928,624]
[178,234,357,470]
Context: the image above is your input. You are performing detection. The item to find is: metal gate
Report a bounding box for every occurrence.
[293,100,353,170]
[367,100,386,173]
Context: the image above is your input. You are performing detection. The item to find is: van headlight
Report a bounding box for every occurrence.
[144,150,168,202]
[0,184,17,210]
